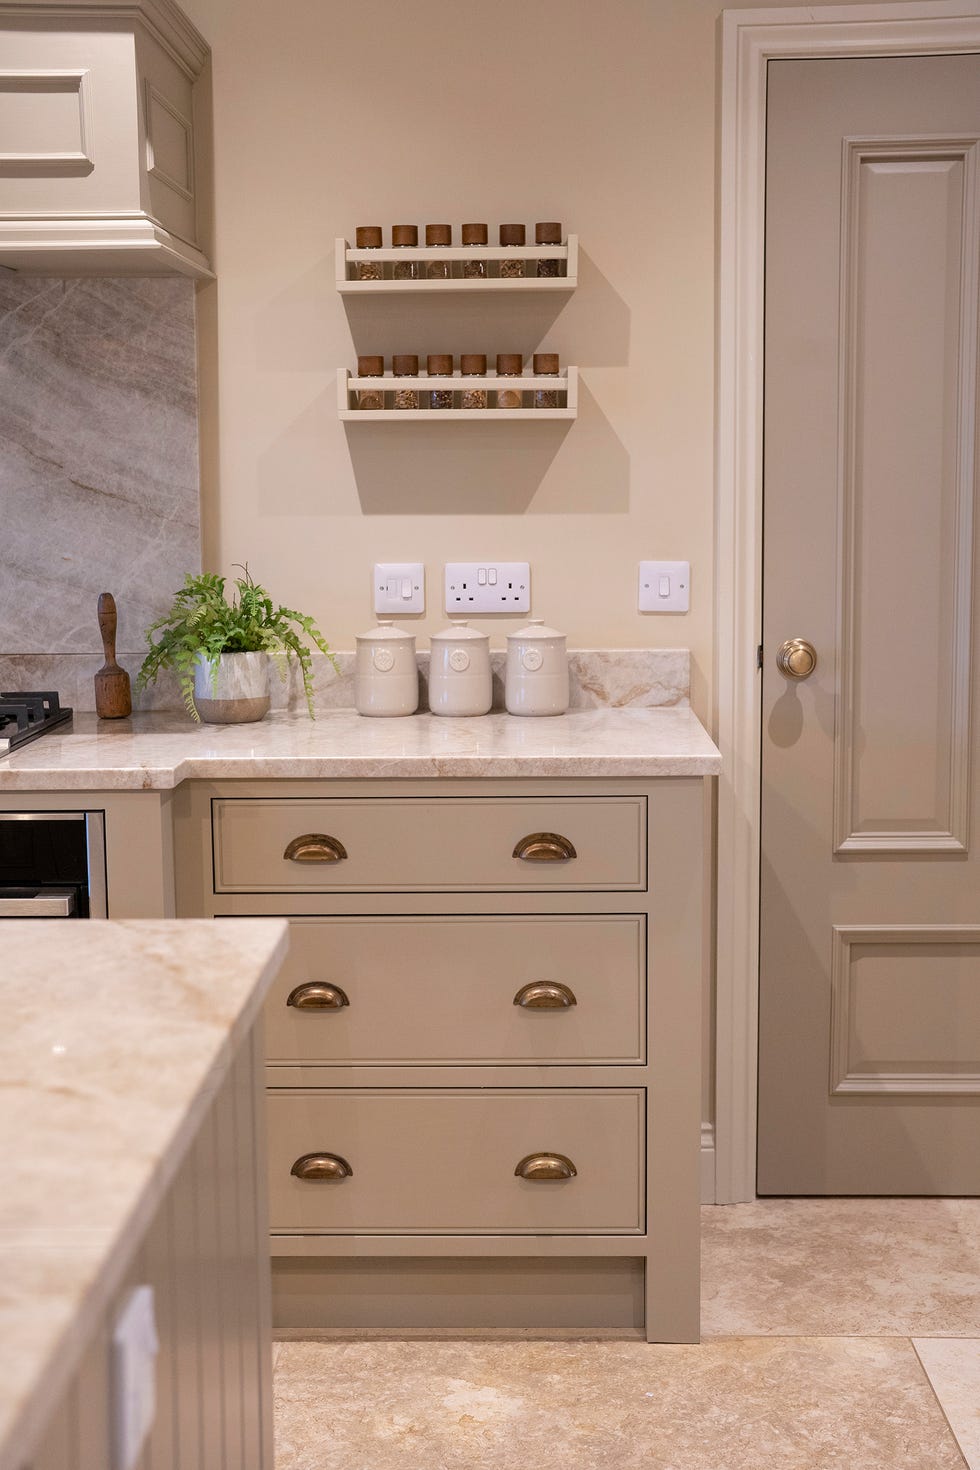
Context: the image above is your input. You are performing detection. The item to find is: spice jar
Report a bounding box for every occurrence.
[499,222,526,278]
[460,353,488,409]
[461,222,488,279]
[532,352,560,409]
[427,353,454,410]
[355,225,383,280]
[392,353,419,409]
[356,354,385,410]
[425,223,452,279]
[392,224,419,281]
[496,353,524,409]
[535,221,562,277]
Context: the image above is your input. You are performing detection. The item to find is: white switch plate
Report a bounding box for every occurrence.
[638,560,690,613]
[445,562,530,614]
[374,562,424,615]
[111,1285,159,1470]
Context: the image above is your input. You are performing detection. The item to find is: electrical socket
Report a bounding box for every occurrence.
[444,562,530,614]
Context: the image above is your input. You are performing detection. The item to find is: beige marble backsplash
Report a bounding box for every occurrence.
[0,648,689,713]
[0,276,200,661]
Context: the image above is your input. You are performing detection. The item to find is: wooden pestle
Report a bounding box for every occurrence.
[94,592,133,719]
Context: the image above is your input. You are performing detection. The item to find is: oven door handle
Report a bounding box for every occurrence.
[0,888,77,917]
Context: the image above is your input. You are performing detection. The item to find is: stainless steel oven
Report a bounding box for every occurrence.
[0,811,107,917]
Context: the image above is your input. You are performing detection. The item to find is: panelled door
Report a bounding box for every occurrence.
[758,54,980,1194]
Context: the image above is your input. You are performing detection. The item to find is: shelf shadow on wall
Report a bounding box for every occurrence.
[345,377,629,516]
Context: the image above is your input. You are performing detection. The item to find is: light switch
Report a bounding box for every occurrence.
[374,563,425,615]
[639,561,690,613]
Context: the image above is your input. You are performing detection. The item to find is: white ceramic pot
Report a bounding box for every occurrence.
[428,621,492,716]
[354,620,419,717]
[193,651,270,724]
[504,618,569,716]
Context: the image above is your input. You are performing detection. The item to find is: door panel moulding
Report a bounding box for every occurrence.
[715,1,980,1203]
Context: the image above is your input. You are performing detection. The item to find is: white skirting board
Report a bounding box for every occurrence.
[701,1123,716,1204]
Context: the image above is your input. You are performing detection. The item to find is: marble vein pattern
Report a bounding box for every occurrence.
[701,1198,980,1339]
[0,647,691,713]
[0,918,288,1469]
[273,1337,966,1470]
[913,1339,980,1469]
[0,707,721,790]
[0,277,200,657]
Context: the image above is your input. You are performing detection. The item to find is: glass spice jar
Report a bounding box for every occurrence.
[535,222,562,277]
[460,353,488,409]
[427,353,454,410]
[357,355,385,410]
[355,225,383,280]
[461,223,488,279]
[391,224,420,280]
[425,223,452,279]
[496,353,524,409]
[532,352,560,408]
[392,353,419,409]
[498,223,526,279]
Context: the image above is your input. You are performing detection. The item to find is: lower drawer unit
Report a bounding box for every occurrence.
[267,1088,645,1235]
[265,914,646,1065]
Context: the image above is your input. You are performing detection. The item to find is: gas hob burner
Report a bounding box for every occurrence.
[0,691,74,755]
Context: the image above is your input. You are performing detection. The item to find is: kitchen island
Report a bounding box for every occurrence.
[0,918,288,1470]
[0,706,720,1345]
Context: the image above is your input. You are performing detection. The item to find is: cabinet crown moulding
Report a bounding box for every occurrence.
[0,0,208,73]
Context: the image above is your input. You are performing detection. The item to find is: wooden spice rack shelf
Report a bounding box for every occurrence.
[337,367,578,421]
[335,236,578,292]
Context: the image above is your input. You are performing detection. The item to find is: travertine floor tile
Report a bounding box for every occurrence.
[274,1337,965,1470]
[702,1198,980,1337]
[913,1339,980,1469]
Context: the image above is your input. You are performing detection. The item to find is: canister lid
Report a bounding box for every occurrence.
[356,618,415,642]
[507,617,566,641]
[431,620,489,642]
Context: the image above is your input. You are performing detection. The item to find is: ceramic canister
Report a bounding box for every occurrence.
[354,619,419,716]
[428,621,492,716]
[505,618,570,716]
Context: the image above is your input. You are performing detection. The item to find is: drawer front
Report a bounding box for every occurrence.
[212,796,645,893]
[265,915,645,1065]
[267,1089,644,1234]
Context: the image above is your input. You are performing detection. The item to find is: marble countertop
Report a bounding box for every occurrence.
[0,918,289,1470]
[0,708,720,790]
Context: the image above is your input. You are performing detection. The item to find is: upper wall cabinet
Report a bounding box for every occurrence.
[0,0,212,277]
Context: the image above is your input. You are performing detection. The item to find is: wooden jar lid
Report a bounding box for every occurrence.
[532,353,560,373]
[392,224,418,246]
[461,223,488,245]
[496,353,524,374]
[427,353,454,374]
[425,223,452,245]
[392,354,419,374]
[355,226,382,247]
[499,223,526,246]
[535,222,562,243]
[357,354,384,375]
[460,353,487,373]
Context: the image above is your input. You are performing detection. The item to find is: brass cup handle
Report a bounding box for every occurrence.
[513,982,578,1009]
[776,639,817,679]
[287,982,350,1010]
[290,1152,353,1181]
[515,1152,577,1181]
[513,832,577,863]
[283,833,348,864]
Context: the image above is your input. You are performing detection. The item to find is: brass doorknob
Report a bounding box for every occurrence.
[776,639,817,679]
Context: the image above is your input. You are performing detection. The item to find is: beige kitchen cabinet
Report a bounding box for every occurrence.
[175,774,706,1343]
[0,0,212,277]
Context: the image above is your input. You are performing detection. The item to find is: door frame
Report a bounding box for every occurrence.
[715,1,980,1203]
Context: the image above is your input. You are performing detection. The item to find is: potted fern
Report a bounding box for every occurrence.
[136,567,336,723]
